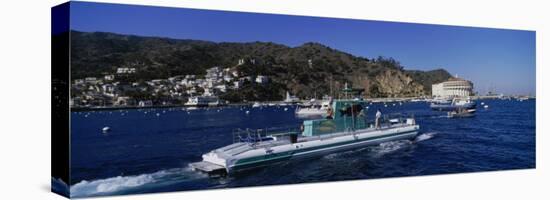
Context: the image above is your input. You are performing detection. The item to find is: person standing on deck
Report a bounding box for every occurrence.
[326,107,334,119]
[375,109,382,129]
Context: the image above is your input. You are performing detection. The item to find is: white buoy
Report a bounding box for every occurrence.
[156,113,160,117]
[245,110,250,114]
[481,102,485,105]
[484,105,489,109]
[384,104,388,107]
[102,126,110,133]
[284,108,288,111]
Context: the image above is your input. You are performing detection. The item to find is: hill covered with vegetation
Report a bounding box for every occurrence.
[70,30,452,99]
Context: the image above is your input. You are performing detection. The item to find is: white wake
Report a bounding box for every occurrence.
[70,167,205,198]
[414,132,437,142]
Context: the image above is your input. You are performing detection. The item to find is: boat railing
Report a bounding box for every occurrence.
[232,126,300,144]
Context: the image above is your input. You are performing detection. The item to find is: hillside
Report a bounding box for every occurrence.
[70,31,451,99]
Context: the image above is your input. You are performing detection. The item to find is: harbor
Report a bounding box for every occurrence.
[69,97,535,197]
[42,2,540,199]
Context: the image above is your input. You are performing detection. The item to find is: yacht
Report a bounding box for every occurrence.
[185,95,224,107]
[430,97,475,111]
[295,99,332,117]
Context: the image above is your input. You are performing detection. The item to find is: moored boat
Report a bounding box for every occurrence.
[295,99,331,117]
[430,97,476,111]
[185,95,225,107]
[447,108,476,118]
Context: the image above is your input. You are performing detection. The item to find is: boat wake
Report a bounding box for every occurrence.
[430,115,449,119]
[370,140,413,156]
[70,167,206,198]
[414,132,437,142]
[323,132,437,159]
[370,132,437,156]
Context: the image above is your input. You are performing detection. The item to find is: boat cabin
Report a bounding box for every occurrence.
[302,99,368,136]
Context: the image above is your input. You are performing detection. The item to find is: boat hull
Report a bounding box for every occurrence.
[192,124,419,174]
[430,103,476,111]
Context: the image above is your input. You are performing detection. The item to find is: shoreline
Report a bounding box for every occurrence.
[70,101,292,112]
[70,95,533,112]
[70,103,251,112]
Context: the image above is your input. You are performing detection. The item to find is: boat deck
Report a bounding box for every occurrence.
[244,123,412,149]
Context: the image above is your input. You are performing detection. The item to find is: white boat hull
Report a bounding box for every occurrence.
[192,123,419,174]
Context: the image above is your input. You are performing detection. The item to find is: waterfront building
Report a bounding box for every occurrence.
[104,75,115,81]
[168,75,185,83]
[255,75,269,84]
[85,77,98,84]
[223,75,233,82]
[215,85,227,93]
[116,67,136,74]
[432,77,474,98]
[233,80,243,89]
[185,75,196,79]
[138,100,153,107]
[231,70,240,77]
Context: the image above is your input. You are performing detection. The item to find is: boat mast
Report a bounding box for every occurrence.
[330,75,333,98]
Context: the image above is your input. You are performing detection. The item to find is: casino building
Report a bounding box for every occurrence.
[432,77,474,98]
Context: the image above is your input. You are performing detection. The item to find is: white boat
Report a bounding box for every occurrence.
[102,126,110,133]
[190,99,419,175]
[284,91,300,103]
[517,96,529,101]
[295,100,331,117]
[185,95,224,107]
[447,108,476,118]
[430,97,476,111]
[252,102,262,108]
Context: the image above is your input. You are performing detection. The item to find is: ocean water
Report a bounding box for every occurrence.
[68,99,535,198]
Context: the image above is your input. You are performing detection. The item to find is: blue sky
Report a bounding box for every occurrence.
[69,2,536,95]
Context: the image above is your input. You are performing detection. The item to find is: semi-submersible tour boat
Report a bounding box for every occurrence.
[190,87,420,175]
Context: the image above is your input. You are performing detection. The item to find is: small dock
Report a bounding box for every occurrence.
[189,161,227,175]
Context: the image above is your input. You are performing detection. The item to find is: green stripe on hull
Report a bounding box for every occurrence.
[232,129,417,169]
[234,151,293,165]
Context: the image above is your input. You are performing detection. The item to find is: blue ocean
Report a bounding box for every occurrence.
[68,99,535,198]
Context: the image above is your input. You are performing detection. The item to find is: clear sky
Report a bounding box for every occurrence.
[69,2,536,95]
